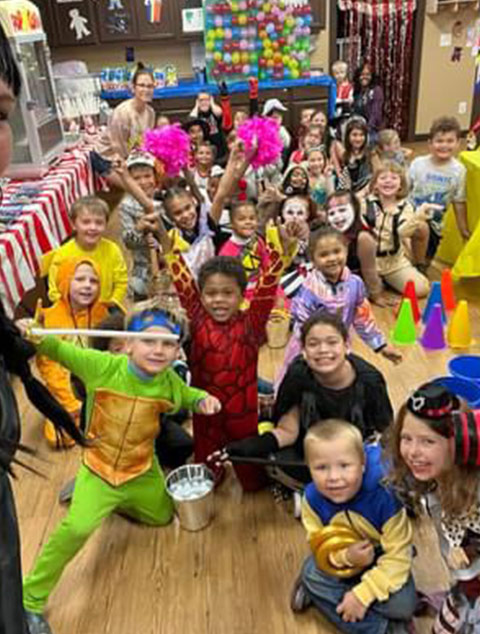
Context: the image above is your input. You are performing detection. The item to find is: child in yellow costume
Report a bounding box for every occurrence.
[21,305,221,634]
[36,257,113,448]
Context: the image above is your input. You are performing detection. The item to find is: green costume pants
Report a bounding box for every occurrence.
[23,459,173,613]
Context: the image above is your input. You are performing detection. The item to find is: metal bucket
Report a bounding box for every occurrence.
[166,464,214,532]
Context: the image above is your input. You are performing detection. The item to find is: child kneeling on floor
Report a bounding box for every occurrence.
[292,420,416,634]
[21,305,221,634]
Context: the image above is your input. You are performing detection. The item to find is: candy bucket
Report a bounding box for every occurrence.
[449,355,480,387]
[166,464,214,532]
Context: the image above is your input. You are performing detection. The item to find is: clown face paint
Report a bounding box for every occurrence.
[282,196,310,223]
[326,195,355,233]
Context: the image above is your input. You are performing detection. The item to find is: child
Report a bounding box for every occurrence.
[46,196,128,306]
[189,91,226,160]
[218,201,270,301]
[336,117,372,196]
[120,151,161,301]
[306,147,335,212]
[409,116,469,261]
[325,190,388,306]
[389,382,480,633]
[331,60,354,131]
[223,312,393,487]
[36,258,111,449]
[155,113,170,128]
[22,305,221,634]
[277,225,401,388]
[193,141,216,193]
[262,98,292,155]
[371,129,413,171]
[363,162,430,297]
[161,141,250,276]
[290,124,324,164]
[147,212,299,491]
[292,420,415,632]
[282,164,310,198]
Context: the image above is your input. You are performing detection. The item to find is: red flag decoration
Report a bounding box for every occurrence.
[337,0,417,137]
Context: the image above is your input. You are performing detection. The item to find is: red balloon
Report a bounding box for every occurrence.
[259,57,267,67]
[234,64,242,73]
[232,15,239,25]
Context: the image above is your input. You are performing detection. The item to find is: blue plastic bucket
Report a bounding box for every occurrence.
[449,356,480,387]
[433,376,480,407]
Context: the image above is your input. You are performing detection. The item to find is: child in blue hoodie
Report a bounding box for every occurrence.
[292,420,415,634]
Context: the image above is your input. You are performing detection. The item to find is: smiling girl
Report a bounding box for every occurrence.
[362,162,430,298]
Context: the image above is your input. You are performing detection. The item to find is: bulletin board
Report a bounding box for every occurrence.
[204,0,313,83]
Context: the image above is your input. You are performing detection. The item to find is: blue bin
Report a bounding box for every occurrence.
[433,376,480,407]
[449,356,480,387]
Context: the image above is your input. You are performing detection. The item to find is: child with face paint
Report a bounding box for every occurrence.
[362,162,430,298]
[277,194,316,299]
[23,306,220,634]
[325,191,388,306]
[276,225,401,389]
[389,382,480,633]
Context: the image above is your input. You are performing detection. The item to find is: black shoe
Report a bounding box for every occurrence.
[25,611,53,634]
[290,576,312,613]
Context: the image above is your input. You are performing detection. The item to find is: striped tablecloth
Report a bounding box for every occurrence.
[0,147,95,315]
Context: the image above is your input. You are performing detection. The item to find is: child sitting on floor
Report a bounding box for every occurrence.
[276,225,401,388]
[36,257,112,449]
[291,420,415,633]
[371,129,413,171]
[144,212,300,491]
[362,162,430,297]
[45,196,128,307]
[306,147,335,213]
[22,304,220,634]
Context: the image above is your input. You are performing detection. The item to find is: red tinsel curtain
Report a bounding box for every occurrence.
[338,0,416,137]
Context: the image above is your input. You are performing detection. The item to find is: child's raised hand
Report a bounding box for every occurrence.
[336,591,367,623]
[417,202,443,221]
[380,344,403,365]
[346,541,375,568]
[197,394,222,415]
[277,218,302,253]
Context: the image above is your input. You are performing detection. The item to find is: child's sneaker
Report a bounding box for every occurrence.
[290,576,311,613]
[25,611,53,634]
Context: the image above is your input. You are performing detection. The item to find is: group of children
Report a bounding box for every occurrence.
[15,63,480,634]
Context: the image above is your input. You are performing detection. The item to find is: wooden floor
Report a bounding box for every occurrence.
[13,209,480,633]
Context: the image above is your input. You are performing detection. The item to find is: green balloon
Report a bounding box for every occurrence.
[250,52,258,63]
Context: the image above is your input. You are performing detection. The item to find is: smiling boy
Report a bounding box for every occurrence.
[22,306,220,634]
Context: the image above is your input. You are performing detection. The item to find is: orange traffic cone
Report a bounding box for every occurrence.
[441,269,456,312]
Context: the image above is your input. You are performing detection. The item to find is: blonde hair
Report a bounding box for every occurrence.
[304,419,364,464]
[371,160,409,199]
[70,196,110,221]
[332,60,348,75]
[377,129,400,150]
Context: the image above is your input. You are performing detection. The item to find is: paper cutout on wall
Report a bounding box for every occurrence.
[68,8,91,39]
[108,0,123,10]
[451,46,462,62]
[145,0,162,23]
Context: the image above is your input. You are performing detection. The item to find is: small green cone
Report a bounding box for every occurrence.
[391,298,417,345]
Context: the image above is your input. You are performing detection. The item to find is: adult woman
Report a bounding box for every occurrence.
[224,312,393,485]
[353,62,384,141]
[389,382,480,631]
[0,25,85,634]
[92,64,156,211]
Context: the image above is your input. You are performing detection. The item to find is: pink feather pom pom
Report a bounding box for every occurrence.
[236,116,283,169]
[142,124,191,177]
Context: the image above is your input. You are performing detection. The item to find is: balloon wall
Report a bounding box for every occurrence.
[204,0,312,82]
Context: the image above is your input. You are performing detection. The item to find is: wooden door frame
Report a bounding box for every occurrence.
[328,0,427,141]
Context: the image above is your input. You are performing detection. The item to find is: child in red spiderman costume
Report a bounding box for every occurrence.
[146,214,299,491]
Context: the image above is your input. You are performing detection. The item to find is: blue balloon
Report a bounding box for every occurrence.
[224,14,232,26]
[256,39,263,50]
[206,16,215,28]
[232,27,241,39]
[284,68,291,79]
[251,64,259,76]
[215,41,223,51]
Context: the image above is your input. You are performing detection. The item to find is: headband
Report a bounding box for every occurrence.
[127,310,181,337]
